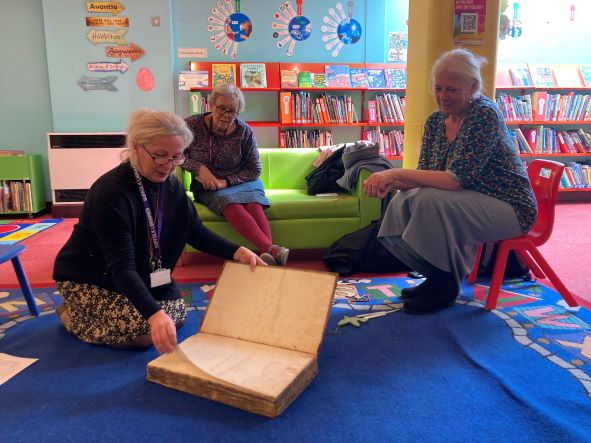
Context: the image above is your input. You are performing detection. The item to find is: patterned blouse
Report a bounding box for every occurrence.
[418,95,537,233]
[183,113,262,186]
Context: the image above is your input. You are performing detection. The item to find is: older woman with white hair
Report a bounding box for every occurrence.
[183,84,289,267]
[363,48,537,314]
[53,109,264,354]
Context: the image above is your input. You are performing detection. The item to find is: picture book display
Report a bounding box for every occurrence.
[240,63,267,88]
[509,65,533,87]
[297,71,313,88]
[384,67,406,89]
[349,68,369,88]
[325,65,351,88]
[147,262,337,418]
[280,69,298,88]
[530,65,557,88]
[580,66,591,87]
[212,63,237,87]
[366,69,386,89]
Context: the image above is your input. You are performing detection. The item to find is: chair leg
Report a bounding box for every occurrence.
[485,244,511,310]
[467,244,483,284]
[527,247,579,307]
[11,256,40,316]
[515,249,545,279]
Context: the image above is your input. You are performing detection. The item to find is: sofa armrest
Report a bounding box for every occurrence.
[353,168,382,228]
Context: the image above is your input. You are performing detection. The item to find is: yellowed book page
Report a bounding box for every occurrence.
[153,333,315,399]
[202,262,336,355]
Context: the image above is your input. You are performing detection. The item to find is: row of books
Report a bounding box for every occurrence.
[186,62,407,90]
[367,94,405,123]
[0,180,33,213]
[498,92,591,122]
[279,92,358,125]
[561,162,591,189]
[509,128,591,154]
[501,63,591,88]
[281,66,406,89]
[361,129,404,157]
[279,129,334,149]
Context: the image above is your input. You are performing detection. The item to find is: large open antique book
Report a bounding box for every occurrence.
[147,261,337,417]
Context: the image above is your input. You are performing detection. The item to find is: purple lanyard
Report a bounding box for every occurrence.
[132,165,164,271]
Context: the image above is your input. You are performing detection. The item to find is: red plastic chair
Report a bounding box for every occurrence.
[468,159,579,310]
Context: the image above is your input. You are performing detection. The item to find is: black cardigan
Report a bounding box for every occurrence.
[53,162,238,319]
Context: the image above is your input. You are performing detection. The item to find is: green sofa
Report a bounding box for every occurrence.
[180,148,381,253]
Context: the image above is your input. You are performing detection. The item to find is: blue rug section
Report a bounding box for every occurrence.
[1,278,590,442]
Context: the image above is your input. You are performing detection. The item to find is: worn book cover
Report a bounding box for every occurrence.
[147,262,337,417]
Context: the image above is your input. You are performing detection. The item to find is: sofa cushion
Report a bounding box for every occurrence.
[195,189,359,221]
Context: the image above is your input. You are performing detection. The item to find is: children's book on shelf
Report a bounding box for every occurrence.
[212,63,236,87]
[280,69,298,88]
[279,92,293,124]
[552,65,583,88]
[366,69,386,89]
[529,64,557,88]
[384,67,406,89]
[179,70,209,90]
[508,64,533,87]
[349,67,369,88]
[240,63,267,88]
[531,91,548,121]
[312,73,326,88]
[579,66,591,88]
[147,262,336,418]
[324,65,351,88]
[297,71,313,88]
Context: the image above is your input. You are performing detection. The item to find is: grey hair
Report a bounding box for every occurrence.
[430,48,487,99]
[120,108,194,165]
[209,84,246,113]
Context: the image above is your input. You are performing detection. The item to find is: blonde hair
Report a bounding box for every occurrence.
[121,108,194,165]
[209,84,246,113]
[430,48,487,99]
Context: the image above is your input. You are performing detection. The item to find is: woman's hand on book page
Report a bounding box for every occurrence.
[233,246,267,271]
[148,310,177,354]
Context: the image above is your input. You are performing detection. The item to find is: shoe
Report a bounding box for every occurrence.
[400,279,427,300]
[402,271,459,314]
[260,252,278,266]
[268,245,290,266]
[403,292,457,314]
[55,304,73,333]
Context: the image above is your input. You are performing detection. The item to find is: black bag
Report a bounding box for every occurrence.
[476,242,530,279]
[322,220,411,276]
[305,145,346,195]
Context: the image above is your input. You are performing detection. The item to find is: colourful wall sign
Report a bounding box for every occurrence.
[106,43,145,62]
[86,29,128,45]
[86,0,125,16]
[85,16,129,27]
[78,75,118,91]
[87,59,129,73]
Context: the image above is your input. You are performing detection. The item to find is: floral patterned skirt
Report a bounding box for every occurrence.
[56,281,187,345]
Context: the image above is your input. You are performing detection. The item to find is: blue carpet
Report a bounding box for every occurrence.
[1,277,590,443]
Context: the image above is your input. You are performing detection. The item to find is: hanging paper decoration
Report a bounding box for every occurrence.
[208,0,252,59]
[321,1,362,58]
[272,0,312,57]
[570,4,576,21]
[507,2,522,38]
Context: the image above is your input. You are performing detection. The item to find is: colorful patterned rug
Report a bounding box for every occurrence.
[0,218,62,245]
[1,275,590,441]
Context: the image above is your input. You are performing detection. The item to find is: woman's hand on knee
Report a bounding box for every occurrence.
[364,171,392,198]
[148,310,177,354]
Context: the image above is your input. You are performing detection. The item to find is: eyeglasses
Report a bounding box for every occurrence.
[140,144,186,166]
[214,104,239,118]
